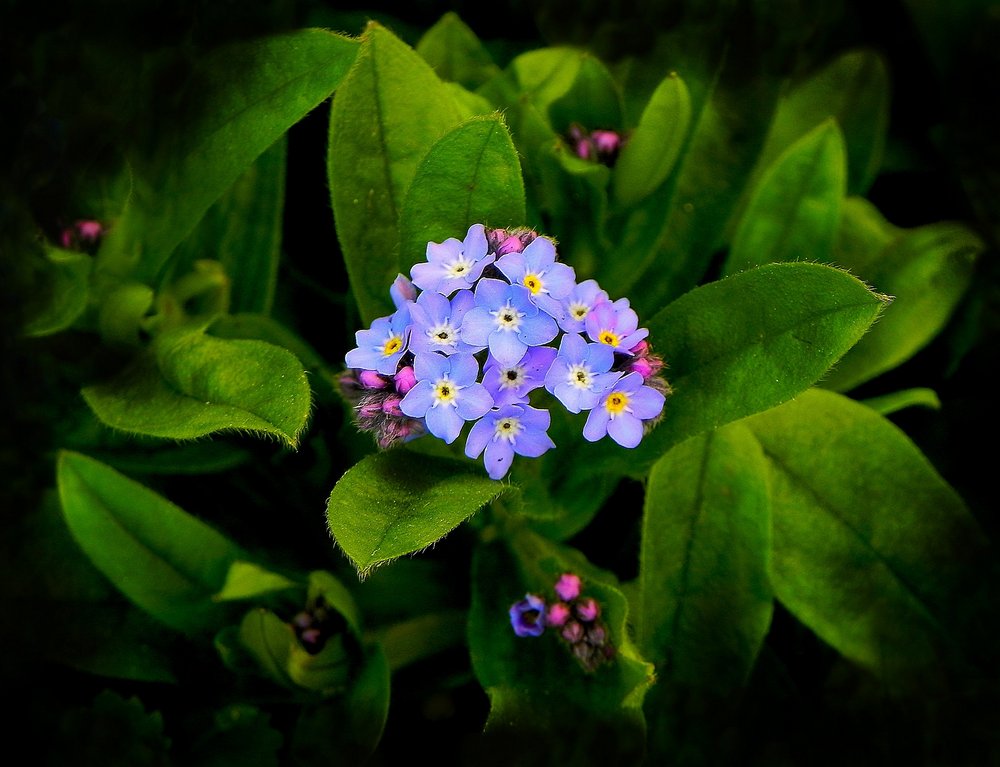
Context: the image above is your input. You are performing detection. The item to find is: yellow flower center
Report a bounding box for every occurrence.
[433,377,459,407]
[382,336,403,356]
[523,273,544,295]
[605,391,630,417]
[598,330,620,347]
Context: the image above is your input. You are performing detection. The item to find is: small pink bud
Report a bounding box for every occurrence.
[358,402,382,420]
[546,602,571,627]
[496,235,525,256]
[628,357,656,379]
[630,340,650,356]
[586,624,607,645]
[561,620,584,643]
[554,573,582,601]
[382,395,403,417]
[359,370,389,389]
[575,597,600,623]
[394,366,416,394]
[390,273,417,308]
[75,220,104,242]
[59,229,73,248]
[591,130,622,156]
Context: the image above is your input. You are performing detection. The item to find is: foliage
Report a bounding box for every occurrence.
[4,1,999,764]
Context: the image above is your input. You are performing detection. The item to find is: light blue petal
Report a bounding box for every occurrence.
[489,331,527,366]
[426,405,464,444]
[514,428,555,458]
[465,416,493,458]
[544,262,577,299]
[631,386,667,419]
[522,236,556,270]
[608,414,643,448]
[448,353,480,386]
[583,407,610,442]
[400,381,435,418]
[495,252,526,283]
[474,278,510,309]
[457,384,494,420]
[517,312,558,347]
[483,439,515,480]
[413,351,450,382]
[460,307,494,346]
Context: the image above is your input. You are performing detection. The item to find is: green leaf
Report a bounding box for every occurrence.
[761,50,889,194]
[57,451,243,634]
[504,47,584,123]
[862,387,941,416]
[468,534,654,763]
[743,389,993,682]
[612,72,691,205]
[822,212,982,391]
[416,12,500,90]
[548,51,623,133]
[97,281,155,347]
[326,451,509,576]
[23,247,92,337]
[638,423,772,690]
[213,561,299,603]
[579,262,888,477]
[98,29,359,282]
[329,22,468,323]
[82,329,311,447]
[172,138,287,315]
[186,705,283,767]
[726,120,846,274]
[51,690,170,767]
[375,610,467,671]
[398,114,526,263]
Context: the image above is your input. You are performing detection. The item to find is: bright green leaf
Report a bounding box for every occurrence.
[726,120,846,274]
[329,22,468,323]
[326,451,509,576]
[548,51,623,133]
[98,29,358,282]
[213,561,300,603]
[416,12,500,90]
[744,389,993,682]
[862,387,941,415]
[57,451,243,634]
[639,423,772,691]
[398,114,526,262]
[613,72,691,205]
[23,247,92,337]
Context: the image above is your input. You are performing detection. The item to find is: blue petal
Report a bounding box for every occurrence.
[463,223,488,258]
[514,427,555,458]
[400,381,435,418]
[631,386,667,419]
[517,312,558,347]
[456,384,494,420]
[483,438,515,480]
[522,236,556,269]
[489,331,527,367]
[583,407,610,442]
[558,332,587,363]
[519,405,551,432]
[465,416,494,459]
[413,352,450,382]
[495,252,526,283]
[585,342,616,373]
[474,278,510,310]
[543,262,577,299]
[426,405,464,444]
[608,413,643,448]
[460,307,494,346]
[410,260,444,293]
[448,353,480,386]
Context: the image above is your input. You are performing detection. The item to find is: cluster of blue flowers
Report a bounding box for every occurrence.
[340,224,669,480]
[510,573,613,672]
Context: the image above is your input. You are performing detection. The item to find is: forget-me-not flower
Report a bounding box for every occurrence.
[481,346,557,408]
[558,279,610,333]
[344,304,412,376]
[407,289,482,356]
[585,297,648,353]
[495,235,576,320]
[544,333,622,413]
[410,224,494,296]
[583,372,666,448]
[460,278,558,366]
[465,404,555,480]
[400,352,493,444]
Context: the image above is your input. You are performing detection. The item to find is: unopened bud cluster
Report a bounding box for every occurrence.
[341,223,670,480]
[509,573,614,672]
[567,124,626,166]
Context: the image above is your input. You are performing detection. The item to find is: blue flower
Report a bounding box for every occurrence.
[558,279,610,333]
[410,224,494,296]
[400,352,494,444]
[585,297,648,353]
[344,304,412,376]
[495,235,576,320]
[481,346,557,408]
[583,372,666,448]
[509,593,547,637]
[460,278,558,366]
[465,404,555,480]
[543,333,622,414]
[407,289,483,356]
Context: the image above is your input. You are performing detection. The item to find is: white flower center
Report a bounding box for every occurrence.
[426,321,459,350]
[569,302,590,321]
[445,255,475,279]
[490,302,524,332]
[493,416,523,443]
[498,365,526,390]
[566,363,592,390]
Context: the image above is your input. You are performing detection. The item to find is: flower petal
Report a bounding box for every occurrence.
[465,415,493,458]
[483,438,515,480]
[583,407,610,442]
[608,413,643,448]
[426,404,464,444]
[456,384,494,420]
[400,381,435,418]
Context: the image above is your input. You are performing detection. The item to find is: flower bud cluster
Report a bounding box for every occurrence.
[290,595,344,655]
[509,572,614,672]
[566,123,626,167]
[341,223,669,479]
[59,219,104,252]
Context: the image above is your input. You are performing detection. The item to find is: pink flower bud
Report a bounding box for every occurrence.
[390,273,417,308]
[394,366,416,394]
[75,220,104,242]
[554,573,582,601]
[628,357,656,379]
[497,235,526,256]
[546,602,571,627]
[382,395,403,417]
[561,620,584,643]
[630,340,650,356]
[359,370,389,389]
[575,597,600,623]
[591,130,622,156]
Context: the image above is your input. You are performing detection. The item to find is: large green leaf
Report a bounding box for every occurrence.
[612,72,691,206]
[468,533,654,764]
[23,246,93,337]
[726,120,846,274]
[822,202,982,391]
[97,29,358,282]
[574,262,888,478]
[82,329,311,447]
[398,114,526,263]
[743,389,993,682]
[329,22,468,323]
[57,451,243,634]
[638,423,772,689]
[415,12,500,90]
[326,451,510,576]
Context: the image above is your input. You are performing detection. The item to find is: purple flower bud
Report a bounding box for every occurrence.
[554,573,582,601]
[390,273,417,308]
[76,220,104,242]
[381,395,404,417]
[586,624,607,646]
[394,365,417,394]
[575,597,600,623]
[497,235,526,256]
[591,129,622,157]
[486,227,508,253]
[510,594,547,637]
[359,370,389,389]
[561,620,584,643]
[357,401,383,420]
[546,602,571,627]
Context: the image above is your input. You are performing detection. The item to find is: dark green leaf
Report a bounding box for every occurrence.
[726,120,846,274]
[23,247,92,337]
[639,423,772,690]
[416,12,500,90]
[326,451,508,576]
[57,451,243,634]
[83,329,311,447]
[375,610,466,671]
[329,22,468,323]
[744,389,993,682]
[612,72,691,205]
[187,705,283,767]
[98,29,358,282]
[398,114,526,263]
[548,51,623,133]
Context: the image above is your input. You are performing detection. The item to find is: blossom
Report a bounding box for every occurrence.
[495,235,576,320]
[465,404,555,480]
[400,352,493,444]
[583,372,666,448]
[390,273,417,309]
[585,297,649,353]
[481,346,557,408]
[543,333,621,414]
[407,289,482,356]
[558,279,609,333]
[410,223,494,296]
[510,593,547,637]
[460,278,558,366]
[344,304,412,375]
